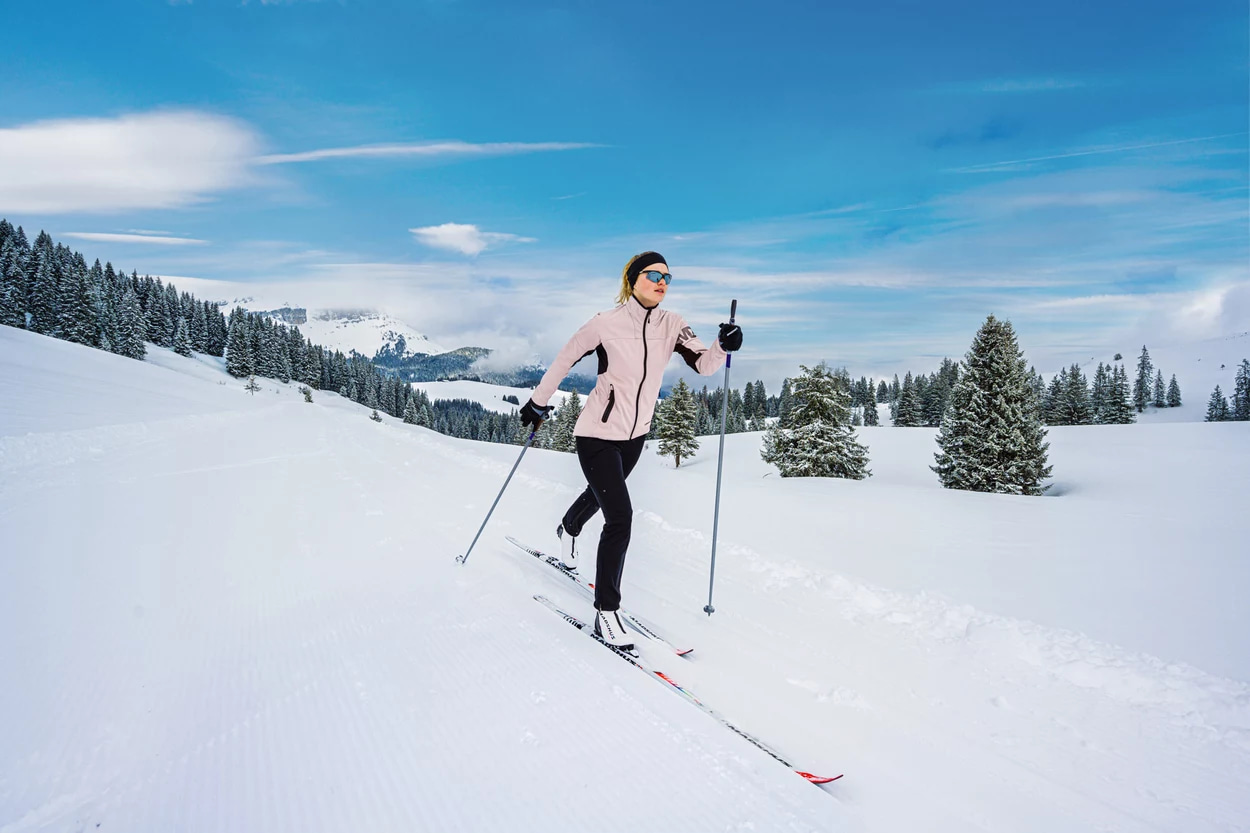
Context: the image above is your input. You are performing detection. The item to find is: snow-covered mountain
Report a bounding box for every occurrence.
[220,296,447,359]
[3,323,1249,832]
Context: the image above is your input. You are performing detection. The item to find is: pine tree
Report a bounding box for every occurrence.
[1107,364,1136,424]
[245,375,261,395]
[695,396,714,435]
[932,315,1051,495]
[225,310,251,377]
[1232,360,1250,421]
[657,379,699,467]
[1166,374,1182,408]
[27,248,59,335]
[118,285,146,359]
[778,378,794,427]
[876,379,889,403]
[1206,386,1230,422]
[1152,369,1166,408]
[1091,363,1111,424]
[1059,363,1094,425]
[895,372,922,426]
[0,240,25,327]
[552,390,582,452]
[1133,345,1153,413]
[761,362,870,479]
[1043,370,1066,424]
[862,396,879,426]
[370,409,383,422]
[173,317,193,356]
[403,396,420,424]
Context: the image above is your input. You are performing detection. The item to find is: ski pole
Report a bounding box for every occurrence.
[457,425,542,565]
[704,299,737,615]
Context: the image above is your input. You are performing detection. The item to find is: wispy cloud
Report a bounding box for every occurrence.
[0,111,261,214]
[951,132,1248,174]
[258,140,600,165]
[61,231,208,246]
[934,77,1089,95]
[409,223,536,257]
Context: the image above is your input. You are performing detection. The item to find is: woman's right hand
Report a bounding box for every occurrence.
[519,399,552,429]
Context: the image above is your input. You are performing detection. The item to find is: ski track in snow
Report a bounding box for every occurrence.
[2,325,1249,832]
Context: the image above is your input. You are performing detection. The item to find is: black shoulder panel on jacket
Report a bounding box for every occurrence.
[674,341,702,372]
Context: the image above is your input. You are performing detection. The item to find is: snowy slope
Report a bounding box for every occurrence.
[2,324,1248,833]
[411,379,570,413]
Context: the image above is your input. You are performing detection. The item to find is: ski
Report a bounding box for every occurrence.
[534,594,842,787]
[506,535,694,657]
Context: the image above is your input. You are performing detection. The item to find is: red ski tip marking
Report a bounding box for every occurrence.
[675,647,694,656]
[796,771,843,784]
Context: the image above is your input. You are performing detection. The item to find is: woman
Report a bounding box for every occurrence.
[520,252,743,648]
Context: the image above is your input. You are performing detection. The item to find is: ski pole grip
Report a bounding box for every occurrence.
[729,299,737,323]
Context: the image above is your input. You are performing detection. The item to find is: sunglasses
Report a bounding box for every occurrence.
[639,270,672,285]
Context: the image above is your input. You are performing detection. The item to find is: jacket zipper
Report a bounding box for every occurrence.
[629,308,651,438]
[601,385,615,422]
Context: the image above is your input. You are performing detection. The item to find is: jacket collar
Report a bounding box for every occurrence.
[627,293,657,321]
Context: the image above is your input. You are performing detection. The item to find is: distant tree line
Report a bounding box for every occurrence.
[0,220,527,444]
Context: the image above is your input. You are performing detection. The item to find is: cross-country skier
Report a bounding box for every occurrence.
[519,252,743,648]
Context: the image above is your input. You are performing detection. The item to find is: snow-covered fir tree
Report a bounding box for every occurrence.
[173,317,193,357]
[657,378,700,467]
[1058,363,1094,426]
[370,409,383,422]
[1152,370,1166,408]
[1107,364,1136,424]
[761,362,870,479]
[1167,374,1182,408]
[777,378,794,426]
[552,390,582,452]
[1232,360,1250,421]
[1091,363,1111,423]
[932,315,1051,495]
[894,372,922,426]
[862,397,879,426]
[1206,386,1230,422]
[245,375,261,395]
[225,310,251,377]
[1133,345,1153,413]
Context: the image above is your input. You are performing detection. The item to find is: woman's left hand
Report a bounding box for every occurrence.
[718,323,743,352]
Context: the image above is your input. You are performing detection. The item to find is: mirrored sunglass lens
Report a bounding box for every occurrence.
[645,271,671,284]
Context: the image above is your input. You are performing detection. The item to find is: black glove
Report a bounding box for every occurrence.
[718,323,743,352]
[519,398,552,429]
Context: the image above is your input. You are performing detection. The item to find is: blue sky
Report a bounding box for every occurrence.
[1,0,1246,386]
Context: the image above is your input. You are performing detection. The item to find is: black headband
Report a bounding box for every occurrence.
[627,252,667,286]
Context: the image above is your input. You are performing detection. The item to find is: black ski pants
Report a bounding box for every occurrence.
[561,434,646,612]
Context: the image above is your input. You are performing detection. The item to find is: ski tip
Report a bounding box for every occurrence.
[796,771,843,785]
[675,647,695,657]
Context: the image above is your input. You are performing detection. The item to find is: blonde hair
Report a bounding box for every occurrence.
[616,253,648,305]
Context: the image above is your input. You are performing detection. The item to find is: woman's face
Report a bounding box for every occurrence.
[632,264,669,306]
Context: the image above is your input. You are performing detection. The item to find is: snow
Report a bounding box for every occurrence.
[2,323,1249,832]
[411,379,570,413]
[296,308,446,359]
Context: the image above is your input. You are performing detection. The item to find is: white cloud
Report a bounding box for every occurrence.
[61,232,208,246]
[258,140,599,165]
[0,111,261,214]
[409,223,536,257]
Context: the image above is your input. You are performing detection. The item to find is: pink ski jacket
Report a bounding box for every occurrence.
[531,296,728,441]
